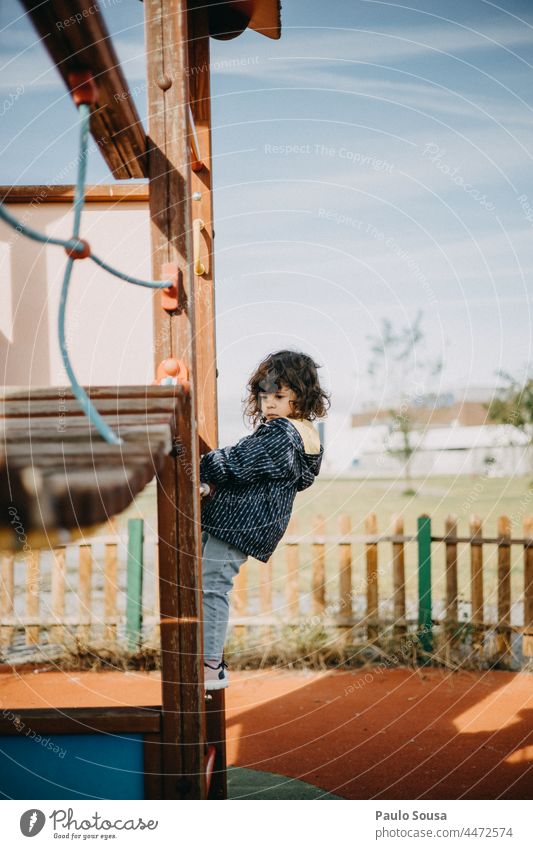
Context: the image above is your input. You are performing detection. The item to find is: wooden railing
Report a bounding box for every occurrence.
[2,513,533,660]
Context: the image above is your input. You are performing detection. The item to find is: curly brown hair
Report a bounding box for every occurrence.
[243,350,331,427]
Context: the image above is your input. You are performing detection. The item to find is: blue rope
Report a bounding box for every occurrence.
[72,103,90,238]
[0,103,178,445]
[90,252,170,289]
[57,104,123,446]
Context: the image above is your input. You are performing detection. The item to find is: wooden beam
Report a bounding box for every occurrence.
[145,0,206,800]
[0,707,161,735]
[21,0,147,179]
[0,185,149,204]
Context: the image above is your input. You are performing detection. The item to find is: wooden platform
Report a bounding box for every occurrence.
[0,385,184,547]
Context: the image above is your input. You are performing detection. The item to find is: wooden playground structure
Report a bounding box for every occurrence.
[0,0,281,800]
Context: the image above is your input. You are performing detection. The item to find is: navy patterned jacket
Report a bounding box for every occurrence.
[199,416,324,562]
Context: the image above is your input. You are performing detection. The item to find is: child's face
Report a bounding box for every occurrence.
[258,384,298,421]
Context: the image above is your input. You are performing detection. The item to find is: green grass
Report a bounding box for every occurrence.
[295,474,533,538]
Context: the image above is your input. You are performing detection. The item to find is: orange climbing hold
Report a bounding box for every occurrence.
[154,358,189,388]
[160,262,180,312]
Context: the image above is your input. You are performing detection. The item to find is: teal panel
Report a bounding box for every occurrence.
[0,732,145,799]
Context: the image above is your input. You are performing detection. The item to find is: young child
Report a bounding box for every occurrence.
[199,349,330,689]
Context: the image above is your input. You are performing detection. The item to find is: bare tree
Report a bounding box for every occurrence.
[367,311,443,494]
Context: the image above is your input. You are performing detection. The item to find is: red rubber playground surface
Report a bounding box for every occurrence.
[1,665,532,799]
[225,667,533,799]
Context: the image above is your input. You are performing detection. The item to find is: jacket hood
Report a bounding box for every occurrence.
[285,418,323,490]
[287,418,321,454]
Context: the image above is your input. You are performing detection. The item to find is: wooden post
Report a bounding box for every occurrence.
[523,516,533,658]
[145,0,206,799]
[187,1,226,800]
[0,553,15,648]
[126,519,144,652]
[337,514,352,631]
[391,514,406,637]
[417,515,432,655]
[78,545,92,645]
[365,513,379,640]
[286,517,300,620]
[311,515,326,616]
[496,514,512,659]
[469,515,484,651]
[50,547,66,646]
[25,550,40,645]
[188,2,217,455]
[444,515,458,642]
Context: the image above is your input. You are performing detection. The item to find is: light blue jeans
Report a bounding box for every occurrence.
[201,530,248,662]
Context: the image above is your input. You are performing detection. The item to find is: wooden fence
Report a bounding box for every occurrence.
[2,514,533,660]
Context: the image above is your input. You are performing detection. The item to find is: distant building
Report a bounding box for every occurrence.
[320,388,532,478]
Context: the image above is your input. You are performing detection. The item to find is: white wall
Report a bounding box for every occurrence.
[0,201,154,387]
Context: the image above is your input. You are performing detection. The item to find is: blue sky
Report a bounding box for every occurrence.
[1,0,533,438]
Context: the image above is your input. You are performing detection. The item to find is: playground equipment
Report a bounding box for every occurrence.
[0,0,282,800]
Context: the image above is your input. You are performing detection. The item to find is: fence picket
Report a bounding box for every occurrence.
[0,553,14,647]
[51,547,66,645]
[523,516,533,657]
[337,514,352,629]
[126,519,144,651]
[286,517,299,618]
[365,513,378,640]
[444,515,458,640]
[469,515,484,650]
[25,550,40,644]
[78,545,92,643]
[417,515,432,654]
[496,515,512,657]
[312,515,326,616]
[392,514,406,636]
[103,536,118,643]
